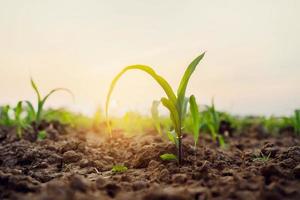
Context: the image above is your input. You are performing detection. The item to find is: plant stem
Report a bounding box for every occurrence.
[177,135,183,165]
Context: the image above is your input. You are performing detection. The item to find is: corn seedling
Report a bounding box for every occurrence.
[37,130,47,140]
[106,52,205,164]
[111,165,128,173]
[294,109,300,135]
[0,105,13,126]
[253,152,271,163]
[0,102,30,138]
[26,78,73,127]
[205,99,226,148]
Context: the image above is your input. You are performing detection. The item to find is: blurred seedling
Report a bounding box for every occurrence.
[205,99,227,148]
[0,105,13,126]
[0,102,29,138]
[111,165,128,173]
[106,53,205,165]
[37,130,47,140]
[294,109,300,135]
[253,152,271,163]
[26,78,73,127]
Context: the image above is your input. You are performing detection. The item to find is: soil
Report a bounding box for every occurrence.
[0,121,300,200]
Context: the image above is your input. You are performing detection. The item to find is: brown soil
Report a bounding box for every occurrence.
[0,122,300,200]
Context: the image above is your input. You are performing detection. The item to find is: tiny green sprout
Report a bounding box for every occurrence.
[160,153,178,162]
[106,52,205,165]
[111,165,128,173]
[37,130,47,140]
[253,152,271,163]
[294,109,300,135]
[26,78,73,126]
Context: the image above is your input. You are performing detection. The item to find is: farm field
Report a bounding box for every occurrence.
[0,111,300,200]
[1,56,300,199]
[1,0,300,199]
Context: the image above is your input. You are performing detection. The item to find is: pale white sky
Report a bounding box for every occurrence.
[0,0,299,116]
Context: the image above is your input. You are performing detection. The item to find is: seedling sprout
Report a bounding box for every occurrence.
[106,53,205,164]
[26,78,73,126]
[112,165,128,173]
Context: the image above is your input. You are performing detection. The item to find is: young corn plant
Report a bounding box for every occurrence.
[26,78,73,128]
[0,102,29,138]
[106,52,205,164]
[0,105,13,126]
[205,99,226,148]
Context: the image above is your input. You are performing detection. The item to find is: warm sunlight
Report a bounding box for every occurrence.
[1,1,300,200]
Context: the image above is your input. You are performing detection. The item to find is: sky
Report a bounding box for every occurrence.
[0,0,299,116]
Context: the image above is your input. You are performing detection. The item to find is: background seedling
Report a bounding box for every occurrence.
[26,78,73,126]
[111,165,128,173]
[37,130,47,140]
[0,102,30,138]
[106,53,205,164]
[253,152,271,163]
[0,105,13,126]
[294,109,300,135]
[204,99,226,148]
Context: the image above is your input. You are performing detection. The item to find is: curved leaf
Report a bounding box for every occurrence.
[161,97,180,135]
[105,65,177,135]
[30,78,41,102]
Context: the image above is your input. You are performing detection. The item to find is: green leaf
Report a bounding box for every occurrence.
[208,123,217,141]
[111,165,128,173]
[1,105,12,126]
[161,97,180,134]
[181,97,189,122]
[189,95,200,147]
[217,135,227,149]
[14,101,23,121]
[31,78,41,102]
[105,65,177,135]
[210,98,219,130]
[167,130,179,147]
[177,52,205,115]
[25,101,36,122]
[37,130,47,140]
[160,153,178,161]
